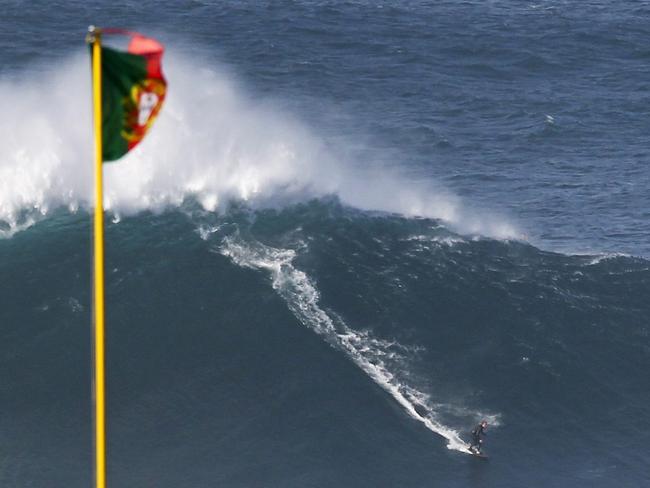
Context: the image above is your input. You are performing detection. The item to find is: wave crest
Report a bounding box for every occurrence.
[0,52,518,240]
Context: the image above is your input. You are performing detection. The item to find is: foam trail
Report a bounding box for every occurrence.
[218,233,471,453]
[0,52,517,239]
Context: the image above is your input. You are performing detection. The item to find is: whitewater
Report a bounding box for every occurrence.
[0,53,517,240]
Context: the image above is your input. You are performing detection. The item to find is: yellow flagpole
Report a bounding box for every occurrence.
[88,25,106,488]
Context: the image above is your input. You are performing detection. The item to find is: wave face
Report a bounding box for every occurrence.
[1,203,649,487]
[2,1,650,487]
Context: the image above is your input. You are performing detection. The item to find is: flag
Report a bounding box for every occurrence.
[87,27,168,488]
[99,32,167,161]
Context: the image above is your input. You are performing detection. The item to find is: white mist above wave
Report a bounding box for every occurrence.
[0,51,517,239]
[217,231,481,453]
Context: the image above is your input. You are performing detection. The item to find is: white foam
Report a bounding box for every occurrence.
[584,252,629,266]
[405,234,466,246]
[219,233,478,452]
[0,52,518,240]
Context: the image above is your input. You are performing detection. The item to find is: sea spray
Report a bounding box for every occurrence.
[0,53,517,239]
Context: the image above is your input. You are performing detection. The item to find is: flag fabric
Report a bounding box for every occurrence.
[100,32,166,161]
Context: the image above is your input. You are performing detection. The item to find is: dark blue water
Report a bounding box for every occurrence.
[1,2,649,487]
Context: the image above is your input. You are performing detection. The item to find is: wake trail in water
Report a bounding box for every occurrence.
[216,231,472,453]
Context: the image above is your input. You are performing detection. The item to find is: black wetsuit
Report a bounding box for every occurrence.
[470,424,487,452]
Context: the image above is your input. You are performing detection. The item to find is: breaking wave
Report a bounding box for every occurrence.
[0,52,517,240]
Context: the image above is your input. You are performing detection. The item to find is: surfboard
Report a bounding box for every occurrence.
[468,447,488,459]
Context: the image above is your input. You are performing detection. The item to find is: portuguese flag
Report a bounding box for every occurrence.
[98,31,167,161]
[87,28,169,488]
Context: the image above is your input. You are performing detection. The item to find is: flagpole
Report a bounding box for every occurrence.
[87,25,106,488]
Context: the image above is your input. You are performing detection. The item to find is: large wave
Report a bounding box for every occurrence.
[0,52,518,239]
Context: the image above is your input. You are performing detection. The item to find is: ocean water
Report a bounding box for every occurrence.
[1,1,649,487]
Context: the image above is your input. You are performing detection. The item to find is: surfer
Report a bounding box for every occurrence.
[469,420,488,454]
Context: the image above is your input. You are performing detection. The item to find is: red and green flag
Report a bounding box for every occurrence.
[98,30,167,161]
[87,27,169,488]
